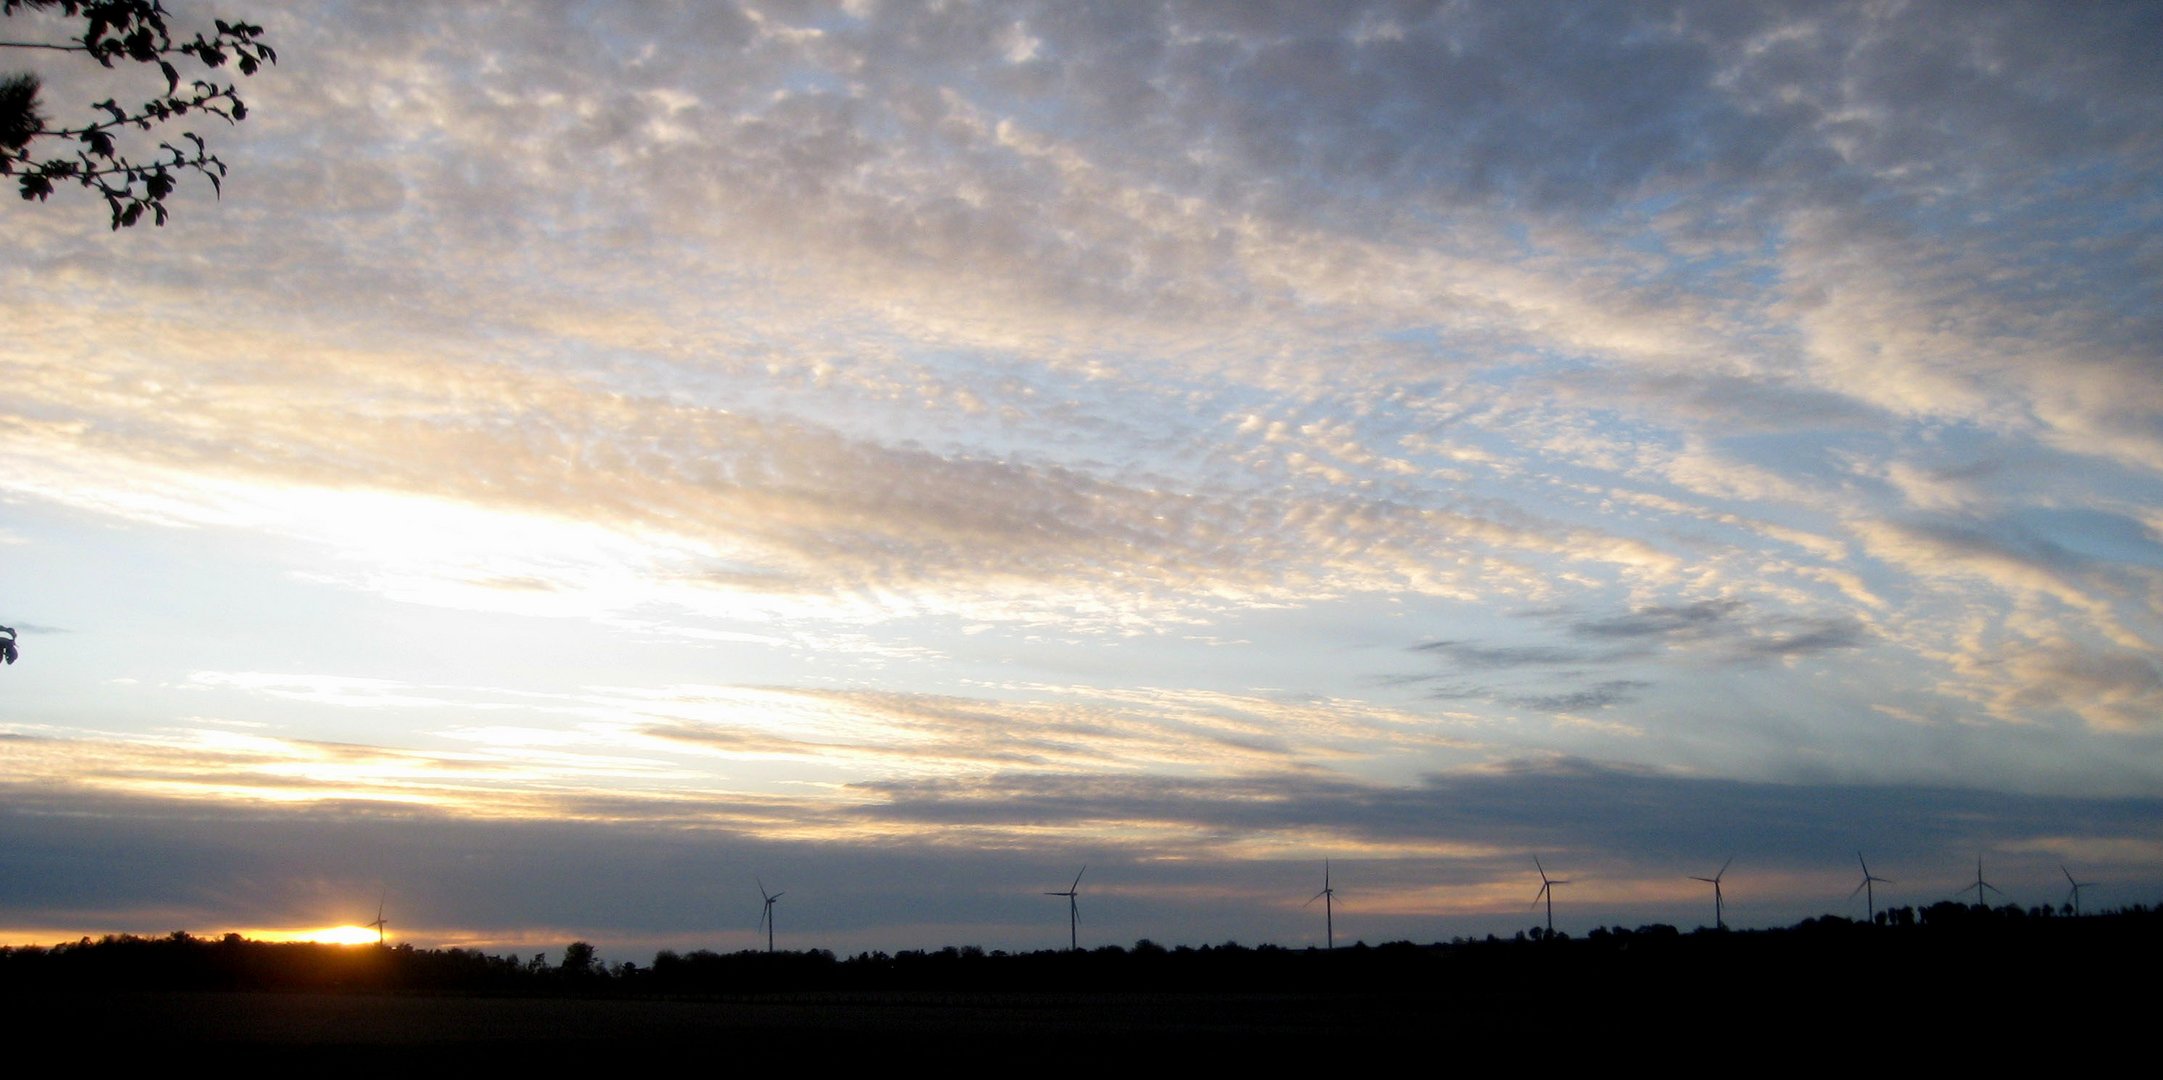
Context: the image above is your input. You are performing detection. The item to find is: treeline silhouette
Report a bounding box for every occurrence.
[4,900,2154,1001]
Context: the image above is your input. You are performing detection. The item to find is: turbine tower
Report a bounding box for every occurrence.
[2061,864,2096,917]
[1689,856,1733,931]
[1532,857,1569,937]
[1850,853,1892,924]
[1305,860,1337,951]
[757,878,784,954]
[367,891,389,946]
[1965,856,2003,909]
[1045,866,1085,952]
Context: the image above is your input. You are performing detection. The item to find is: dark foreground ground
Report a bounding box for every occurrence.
[12,909,2155,1063]
[15,977,2146,1066]
[25,988,1440,1057]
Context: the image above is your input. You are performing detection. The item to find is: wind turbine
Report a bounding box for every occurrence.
[757,878,784,954]
[1690,856,1734,931]
[1045,866,1085,952]
[1963,856,2003,909]
[2061,863,2097,917]
[1305,860,1338,951]
[1850,853,1892,924]
[1532,857,1569,937]
[367,891,389,946]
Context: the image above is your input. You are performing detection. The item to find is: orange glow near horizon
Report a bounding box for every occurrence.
[0,925,388,948]
[242,925,385,946]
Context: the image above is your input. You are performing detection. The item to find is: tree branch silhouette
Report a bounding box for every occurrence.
[2,0,273,228]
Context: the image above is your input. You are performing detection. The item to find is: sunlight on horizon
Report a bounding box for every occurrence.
[272,925,384,946]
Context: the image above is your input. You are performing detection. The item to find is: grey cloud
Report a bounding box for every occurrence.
[847,756,2163,886]
[959,2,2161,225]
[1401,600,1866,715]
[1566,601,1867,661]
[6,757,2161,953]
[1628,372,1883,433]
[1905,510,2163,580]
[1572,600,1743,640]
[227,1,2150,355]
[1417,599,1863,678]
[1011,3,1781,215]
[1729,618,1868,659]
[1507,680,1649,713]
[1411,639,1605,668]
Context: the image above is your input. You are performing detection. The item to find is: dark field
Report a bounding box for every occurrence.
[13,908,2154,1063]
[24,988,1428,1041]
[20,987,1540,1064]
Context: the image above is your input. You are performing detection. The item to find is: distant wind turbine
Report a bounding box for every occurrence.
[1532,857,1569,937]
[757,878,784,954]
[1305,861,1338,951]
[1963,856,2004,909]
[2061,864,2097,917]
[1045,866,1085,952]
[1690,856,1734,931]
[368,891,388,946]
[1850,853,1892,924]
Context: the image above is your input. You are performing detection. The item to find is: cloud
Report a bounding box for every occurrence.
[637,683,1487,782]
[1854,517,2147,650]
[5,747,2160,951]
[1569,601,1866,661]
[1414,599,1866,685]
[1411,640,1605,669]
[1571,600,1744,640]
[1507,681,1650,713]
[1727,618,1868,660]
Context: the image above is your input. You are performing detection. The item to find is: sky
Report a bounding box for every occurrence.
[3,0,2161,960]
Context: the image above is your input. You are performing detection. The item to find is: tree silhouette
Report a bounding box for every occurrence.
[558,941,599,978]
[1,626,15,665]
[1,0,273,228]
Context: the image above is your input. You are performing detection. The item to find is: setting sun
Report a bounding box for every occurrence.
[244,926,382,946]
